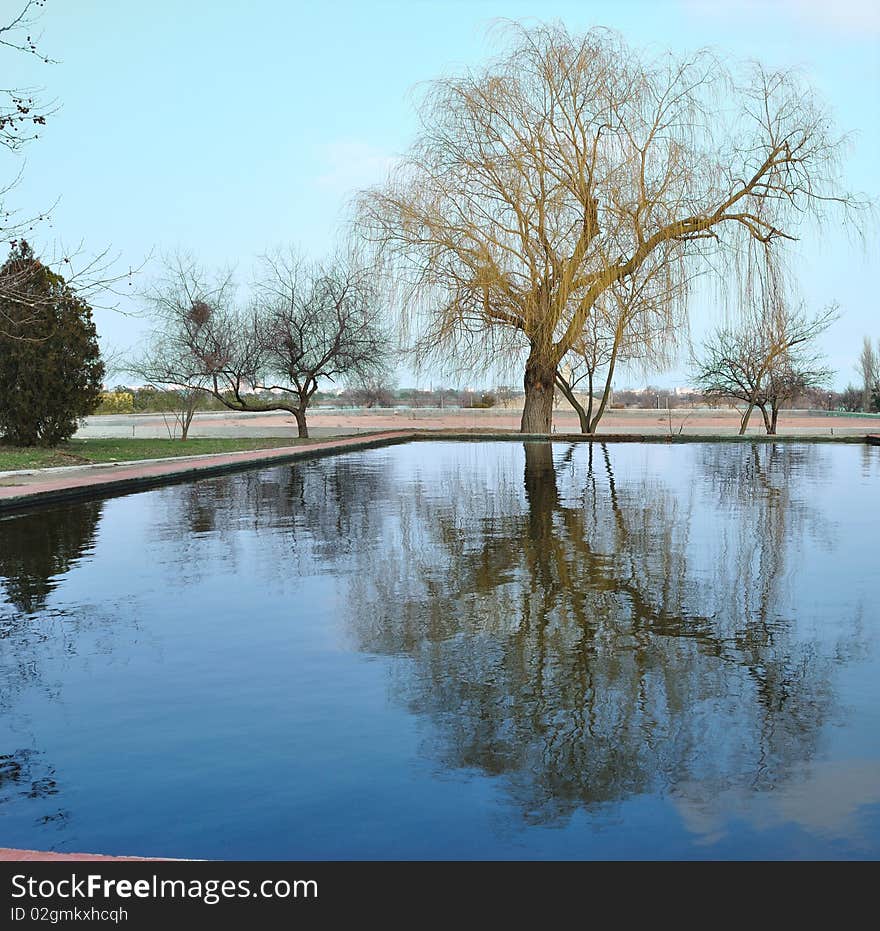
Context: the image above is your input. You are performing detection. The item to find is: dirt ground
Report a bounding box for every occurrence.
[76,407,880,439]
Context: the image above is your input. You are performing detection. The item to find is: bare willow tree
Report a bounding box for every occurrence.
[692,301,836,434]
[357,22,862,433]
[139,251,389,438]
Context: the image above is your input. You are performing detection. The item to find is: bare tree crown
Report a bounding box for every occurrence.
[134,250,390,438]
[357,22,863,431]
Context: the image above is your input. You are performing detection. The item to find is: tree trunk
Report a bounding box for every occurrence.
[758,403,772,435]
[770,403,779,435]
[521,352,557,434]
[293,407,308,438]
[739,402,756,435]
[523,441,559,527]
[180,396,197,440]
[586,371,594,432]
[554,374,589,433]
[588,340,620,434]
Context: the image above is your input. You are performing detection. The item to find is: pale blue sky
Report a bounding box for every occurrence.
[4,0,878,389]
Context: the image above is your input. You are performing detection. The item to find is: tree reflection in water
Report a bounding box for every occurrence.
[0,501,106,710]
[347,441,860,824]
[0,442,870,844]
[0,503,105,831]
[0,501,104,615]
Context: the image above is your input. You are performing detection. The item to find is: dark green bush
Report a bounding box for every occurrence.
[0,242,105,446]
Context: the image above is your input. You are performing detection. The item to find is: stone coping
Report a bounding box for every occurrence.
[0,429,876,514]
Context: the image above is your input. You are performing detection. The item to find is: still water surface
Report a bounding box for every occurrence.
[1,441,878,859]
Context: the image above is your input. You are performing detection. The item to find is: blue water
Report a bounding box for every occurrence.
[1,440,878,860]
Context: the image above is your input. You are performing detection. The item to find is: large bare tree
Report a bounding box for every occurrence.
[357,22,862,433]
[139,251,390,438]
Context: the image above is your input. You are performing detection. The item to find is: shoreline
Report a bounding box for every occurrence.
[2,430,878,514]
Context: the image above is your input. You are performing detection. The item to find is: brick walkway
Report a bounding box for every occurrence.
[0,430,413,511]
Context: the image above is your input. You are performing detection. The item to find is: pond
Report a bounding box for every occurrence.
[1,440,878,860]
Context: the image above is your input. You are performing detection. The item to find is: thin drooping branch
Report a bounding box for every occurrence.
[0,4,143,337]
[0,1,54,155]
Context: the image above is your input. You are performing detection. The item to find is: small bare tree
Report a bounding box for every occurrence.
[142,251,390,438]
[554,270,683,433]
[133,255,234,440]
[130,358,207,441]
[758,356,833,434]
[693,302,836,435]
[857,336,878,412]
[554,317,616,434]
[346,374,397,409]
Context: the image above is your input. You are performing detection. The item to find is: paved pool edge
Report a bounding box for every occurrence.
[1,430,877,514]
[0,431,414,513]
[0,848,169,861]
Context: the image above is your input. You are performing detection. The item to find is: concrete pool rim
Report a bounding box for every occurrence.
[1,429,878,514]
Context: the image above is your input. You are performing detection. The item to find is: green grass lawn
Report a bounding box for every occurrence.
[0,437,310,472]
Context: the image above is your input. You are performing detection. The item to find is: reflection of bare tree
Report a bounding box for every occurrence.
[861,444,880,479]
[0,502,103,614]
[0,441,868,844]
[151,454,394,588]
[692,444,843,785]
[349,442,857,823]
[0,503,107,838]
[0,747,69,836]
[0,749,67,826]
